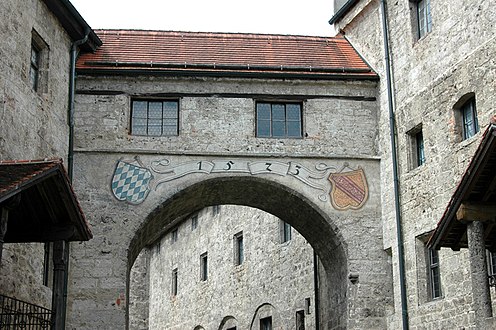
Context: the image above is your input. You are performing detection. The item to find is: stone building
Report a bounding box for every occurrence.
[1,0,494,329]
[330,0,496,329]
[129,205,316,329]
[0,0,99,328]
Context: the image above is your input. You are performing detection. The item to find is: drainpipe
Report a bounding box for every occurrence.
[380,1,409,329]
[57,29,90,329]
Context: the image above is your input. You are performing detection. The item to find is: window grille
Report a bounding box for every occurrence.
[428,249,442,299]
[417,0,432,39]
[256,102,302,138]
[461,98,479,140]
[131,100,179,136]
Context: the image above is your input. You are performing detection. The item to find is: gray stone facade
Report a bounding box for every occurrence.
[68,71,392,329]
[0,0,72,308]
[132,205,315,330]
[332,0,496,328]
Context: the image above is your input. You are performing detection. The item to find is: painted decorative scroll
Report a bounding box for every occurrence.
[110,157,369,210]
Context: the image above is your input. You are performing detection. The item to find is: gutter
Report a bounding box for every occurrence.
[329,0,360,25]
[380,1,409,329]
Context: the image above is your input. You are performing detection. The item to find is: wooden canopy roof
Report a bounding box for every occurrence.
[428,120,496,251]
[0,159,92,242]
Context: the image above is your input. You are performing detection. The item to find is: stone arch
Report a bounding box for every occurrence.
[217,315,238,330]
[126,175,348,328]
[250,303,276,330]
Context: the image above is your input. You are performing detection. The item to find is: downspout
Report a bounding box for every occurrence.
[379,1,409,329]
[61,29,90,327]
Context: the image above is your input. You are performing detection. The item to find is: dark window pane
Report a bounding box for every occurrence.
[163,102,178,118]
[287,121,302,137]
[272,121,286,137]
[148,102,163,118]
[286,104,301,120]
[272,104,285,121]
[133,101,148,118]
[257,103,271,120]
[258,119,271,137]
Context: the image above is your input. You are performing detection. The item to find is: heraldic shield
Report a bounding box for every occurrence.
[328,167,369,210]
[111,160,152,204]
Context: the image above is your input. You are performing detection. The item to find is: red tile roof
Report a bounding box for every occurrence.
[77,30,377,79]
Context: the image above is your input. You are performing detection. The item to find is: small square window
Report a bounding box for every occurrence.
[171,268,178,296]
[131,99,179,136]
[200,253,208,281]
[256,102,302,138]
[416,0,432,39]
[461,98,479,140]
[234,232,244,266]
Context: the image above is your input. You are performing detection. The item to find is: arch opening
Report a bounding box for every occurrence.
[127,175,348,329]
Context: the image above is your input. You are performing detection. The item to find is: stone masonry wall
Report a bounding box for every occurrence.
[141,205,315,329]
[334,0,496,328]
[68,73,393,329]
[0,0,73,308]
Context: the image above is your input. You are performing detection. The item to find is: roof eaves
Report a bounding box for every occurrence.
[329,0,361,25]
[41,0,102,52]
[428,121,496,250]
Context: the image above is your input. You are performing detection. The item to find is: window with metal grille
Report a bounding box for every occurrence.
[256,102,302,138]
[461,97,479,140]
[191,213,198,230]
[131,100,179,136]
[428,249,442,299]
[417,0,432,39]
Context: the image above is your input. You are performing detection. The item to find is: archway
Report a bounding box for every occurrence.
[127,176,348,329]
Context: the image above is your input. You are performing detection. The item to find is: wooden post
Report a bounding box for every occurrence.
[467,221,492,327]
[52,240,68,330]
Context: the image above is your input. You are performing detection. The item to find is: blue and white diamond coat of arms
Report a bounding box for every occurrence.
[111,159,153,204]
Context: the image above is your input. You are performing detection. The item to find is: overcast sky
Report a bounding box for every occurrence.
[70,0,336,37]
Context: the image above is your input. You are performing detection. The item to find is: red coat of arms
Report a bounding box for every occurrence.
[328,167,369,210]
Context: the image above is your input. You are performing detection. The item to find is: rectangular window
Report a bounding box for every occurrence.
[260,316,272,330]
[256,102,302,138]
[131,100,179,136]
[296,310,305,330]
[171,228,178,244]
[171,268,178,296]
[234,232,244,265]
[29,30,48,93]
[489,251,496,276]
[428,249,442,299]
[461,98,479,140]
[415,130,425,166]
[417,0,432,39]
[200,253,208,281]
[191,213,198,230]
[280,220,292,243]
[30,45,40,91]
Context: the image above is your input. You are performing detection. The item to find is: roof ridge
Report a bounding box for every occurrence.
[94,29,341,41]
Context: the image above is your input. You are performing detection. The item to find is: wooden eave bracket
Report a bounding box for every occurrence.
[456,202,496,222]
